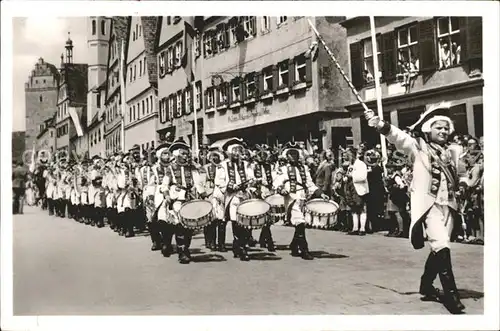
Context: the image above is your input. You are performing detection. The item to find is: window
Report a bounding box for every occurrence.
[437,17,461,69]
[43,79,46,84]
[246,74,256,99]
[143,57,147,75]
[150,96,153,112]
[167,47,174,71]
[168,96,174,119]
[295,55,307,82]
[159,98,166,122]
[135,24,138,40]
[129,106,132,122]
[130,67,133,82]
[101,20,106,35]
[203,33,212,57]
[159,51,166,76]
[142,100,145,115]
[92,20,96,35]
[50,131,53,138]
[98,129,101,141]
[146,98,149,114]
[39,95,43,102]
[134,65,137,80]
[137,102,140,119]
[139,25,142,37]
[277,16,288,26]
[139,60,142,77]
[133,105,136,121]
[173,16,181,24]
[97,93,101,107]
[397,25,419,75]
[185,89,192,112]
[363,38,382,84]
[232,80,240,102]
[278,61,289,87]
[207,88,215,109]
[176,91,182,116]
[167,17,171,25]
[195,83,202,109]
[263,66,274,92]
[195,34,201,57]
[175,42,183,67]
[133,31,136,41]
[218,85,228,106]
[262,16,271,33]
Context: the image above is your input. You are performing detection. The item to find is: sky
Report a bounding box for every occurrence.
[12,17,89,132]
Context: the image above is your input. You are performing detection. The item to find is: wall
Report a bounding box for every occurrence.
[202,17,318,134]
[88,122,105,157]
[36,128,56,155]
[25,88,58,149]
[124,116,156,152]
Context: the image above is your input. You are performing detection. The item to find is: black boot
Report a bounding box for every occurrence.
[290,226,301,257]
[176,227,191,264]
[419,251,441,302]
[437,248,465,314]
[232,221,240,258]
[217,220,228,252]
[147,222,162,251]
[297,224,313,260]
[203,226,210,248]
[125,209,135,238]
[239,227,251,261]
[262,225,275,252]
[161,223,174,257]
[209,222,217,251]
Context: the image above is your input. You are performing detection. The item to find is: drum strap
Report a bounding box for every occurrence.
[287,165,307,193]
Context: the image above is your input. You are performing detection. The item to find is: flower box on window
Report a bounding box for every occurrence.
[230,101,241,109]
[260,89,273,100]
[276,83,289,95]
[292,81,307,91]
[244,96,256,105]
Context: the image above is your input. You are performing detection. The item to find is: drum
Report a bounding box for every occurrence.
[236,199,271,229]
[304,199,339,229]
[265,194,286,224]
[178,199,214,230]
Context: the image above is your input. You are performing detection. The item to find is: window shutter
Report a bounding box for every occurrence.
[418,19,437,72]
[382,32,396,81]
[256,72,263,99]
[466,17,482,60]
[226,82,232,105]
[305,55,313,87]
[240,76,246,101]
[198,83,203,110]
[173,93,178,118]
[459,17,469,63]
[182,89,187,116]
[164,98,170,122]
[159,99,164,123]
[288,58,295,87]
[272,65,279,92]
[190,87,194,113]
[349,42,363,89]
[211,30,218,54]
[204,90,208,109]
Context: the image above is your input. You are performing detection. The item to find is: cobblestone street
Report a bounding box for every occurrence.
[14,206,484,315]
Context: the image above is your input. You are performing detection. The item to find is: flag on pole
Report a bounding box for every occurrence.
[182,19,196,84]
[306,139,314,155]
[68,107,84,137]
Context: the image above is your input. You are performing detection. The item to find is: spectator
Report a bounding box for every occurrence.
[12,160,28,214]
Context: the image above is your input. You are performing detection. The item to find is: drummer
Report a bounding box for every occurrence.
[203,146,227,252]
[252,144,277,252]
[220,137,256,261]
[162,138,207,264]
[273,141,329,260]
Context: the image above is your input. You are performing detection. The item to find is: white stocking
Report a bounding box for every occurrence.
[360,213,367,232]
[352,213,359,231]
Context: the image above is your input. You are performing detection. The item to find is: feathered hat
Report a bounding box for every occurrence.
[408,101,455,134]
[281,141,304,159]
[207,145,225,162]
[222,137,245,155]
[168,138,190,157]
[155,142,171,159]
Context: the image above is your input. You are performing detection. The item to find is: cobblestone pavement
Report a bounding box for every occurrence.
[14,206,484,315]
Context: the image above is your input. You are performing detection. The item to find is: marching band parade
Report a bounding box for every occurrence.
[9,15,489,318]
[16,100,485,314]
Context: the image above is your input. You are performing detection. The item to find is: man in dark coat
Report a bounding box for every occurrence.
[13,160,28,214]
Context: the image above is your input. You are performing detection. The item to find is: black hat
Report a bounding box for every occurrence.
[168,138,190,154]
[222,137,244,153]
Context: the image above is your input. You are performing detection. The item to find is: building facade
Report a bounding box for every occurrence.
[155,16,203,148]
[55,35,88,159]
[341,16,483,146]
[87,16,111,158]
[104,17,129,156]
[24,58,59,150]
[36,115,56,155]
[124,16,159,153]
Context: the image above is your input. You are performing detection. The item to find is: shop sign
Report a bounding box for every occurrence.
[228,107,271,123]
[176,120,192,137]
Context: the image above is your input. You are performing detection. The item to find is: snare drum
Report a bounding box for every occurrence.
[236,199,271,229]
[304,199,339,229]
[178,199,214,230]
[265,194,285,224]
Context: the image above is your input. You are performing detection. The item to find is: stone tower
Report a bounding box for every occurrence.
[24,57,59,149]
[87,16,111,126]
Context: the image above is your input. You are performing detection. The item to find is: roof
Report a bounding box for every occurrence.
[338,16,369,29]
[61,63,88,107]
[141,16,159,86]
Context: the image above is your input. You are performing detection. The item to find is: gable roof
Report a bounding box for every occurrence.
[141,16,159,87]
[105,16,131,103]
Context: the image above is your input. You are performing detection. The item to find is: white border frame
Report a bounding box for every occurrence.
[2,2,499,331]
